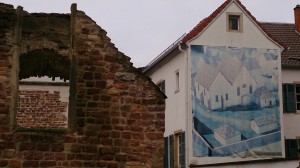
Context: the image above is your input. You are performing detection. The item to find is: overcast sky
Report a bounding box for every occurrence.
[1,0,299,67]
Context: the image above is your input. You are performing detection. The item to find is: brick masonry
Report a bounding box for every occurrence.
[17,89,68,128]
[0,3,165,168]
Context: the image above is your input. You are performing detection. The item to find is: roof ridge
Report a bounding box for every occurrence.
[182,0,232,43]
[260,21,294,25]
[181,0,287,49]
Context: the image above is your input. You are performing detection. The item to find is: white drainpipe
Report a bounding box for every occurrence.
[178,42,189,168]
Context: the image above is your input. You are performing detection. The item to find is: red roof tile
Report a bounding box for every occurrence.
[182,0,231,43]
[261,22,300,66]
[182,0,287,50]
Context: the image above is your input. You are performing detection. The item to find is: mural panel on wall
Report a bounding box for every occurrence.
[191,45,282,163]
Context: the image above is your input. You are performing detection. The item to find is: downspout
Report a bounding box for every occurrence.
[178,42,189,167]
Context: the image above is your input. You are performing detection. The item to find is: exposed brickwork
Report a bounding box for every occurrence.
[17,90,68,128]
[0,2,165,168]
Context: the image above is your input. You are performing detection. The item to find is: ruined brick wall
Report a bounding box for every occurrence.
[0,3,15,132]
[0,3,165,168]
[17,90,68,128]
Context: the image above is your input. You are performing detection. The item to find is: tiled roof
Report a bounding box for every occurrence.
[214,125,240,139]
[253,86,275,100]
[219,57,243,85]
[181,0,286,50]
[261,22,300,66]
[194,63,219,90]
[182,0,231,43]
[254,115,278,127]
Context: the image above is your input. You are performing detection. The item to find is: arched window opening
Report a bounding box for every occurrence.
[17,49,70,129]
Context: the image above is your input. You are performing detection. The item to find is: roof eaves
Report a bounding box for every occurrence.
[182,0,288,50]
[181,0,233,43]
[234,0,288,50]
[142,34,186,74]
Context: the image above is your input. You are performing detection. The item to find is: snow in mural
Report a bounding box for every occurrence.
[191,45,282,160]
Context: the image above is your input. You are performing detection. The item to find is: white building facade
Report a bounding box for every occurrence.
[144,0,300,167]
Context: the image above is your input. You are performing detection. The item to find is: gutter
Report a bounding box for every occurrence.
[142,34,186,74]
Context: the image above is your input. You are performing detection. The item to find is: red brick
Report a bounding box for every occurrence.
[36,143,50,151]
[0,114,8,124]
[51,144,64,152]
[114,83,128,90]
[115,154,127,162]
[111,131,120,138]
[0,160,8,167]
[55,153,66,160]
[101,154,114,161]
[14,134,29,142]
[83,161,95,167]
[8,160,21,168]
[23,151,33,160]
[67,154,75,160]
[86,145,97,153]
[122,132,131,139]
[19,143,35,151]
[70,161,82,167]
[44,153,55,160]
[101,138,112,146]
[146,133,161,140]
[96,161,107,167]
[23,161,39,167]
[76,153,98,160]
[40,161,56,167]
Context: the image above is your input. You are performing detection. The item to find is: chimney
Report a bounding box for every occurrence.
[295,4,300,33]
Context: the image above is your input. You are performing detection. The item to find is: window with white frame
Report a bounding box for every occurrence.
[227,13,243,32]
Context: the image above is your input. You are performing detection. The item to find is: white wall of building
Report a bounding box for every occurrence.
[146,51,187,136]
[187,2,286,167]
[146,1,300,167]
[189,3,280,50]
[282,69,300,139]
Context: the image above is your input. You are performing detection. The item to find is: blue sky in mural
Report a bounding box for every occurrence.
[191,45,281,157]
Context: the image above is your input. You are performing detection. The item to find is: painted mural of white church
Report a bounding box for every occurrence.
[194,56,276,111]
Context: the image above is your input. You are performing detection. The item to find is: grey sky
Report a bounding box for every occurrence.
[1,0,299,67]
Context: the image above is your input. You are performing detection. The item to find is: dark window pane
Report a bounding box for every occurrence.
[285,139,299,159]
[169,135,174,168]
[284,84,296,113]
[288,84,295,92]
[229,15,240,30]
[296,85,300,93]
[164,137,169,168]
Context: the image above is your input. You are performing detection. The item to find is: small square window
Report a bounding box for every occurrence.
[227,13,242,32]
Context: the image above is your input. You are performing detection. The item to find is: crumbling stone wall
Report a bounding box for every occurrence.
[0,3,165,168]
[17,89,68,128]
